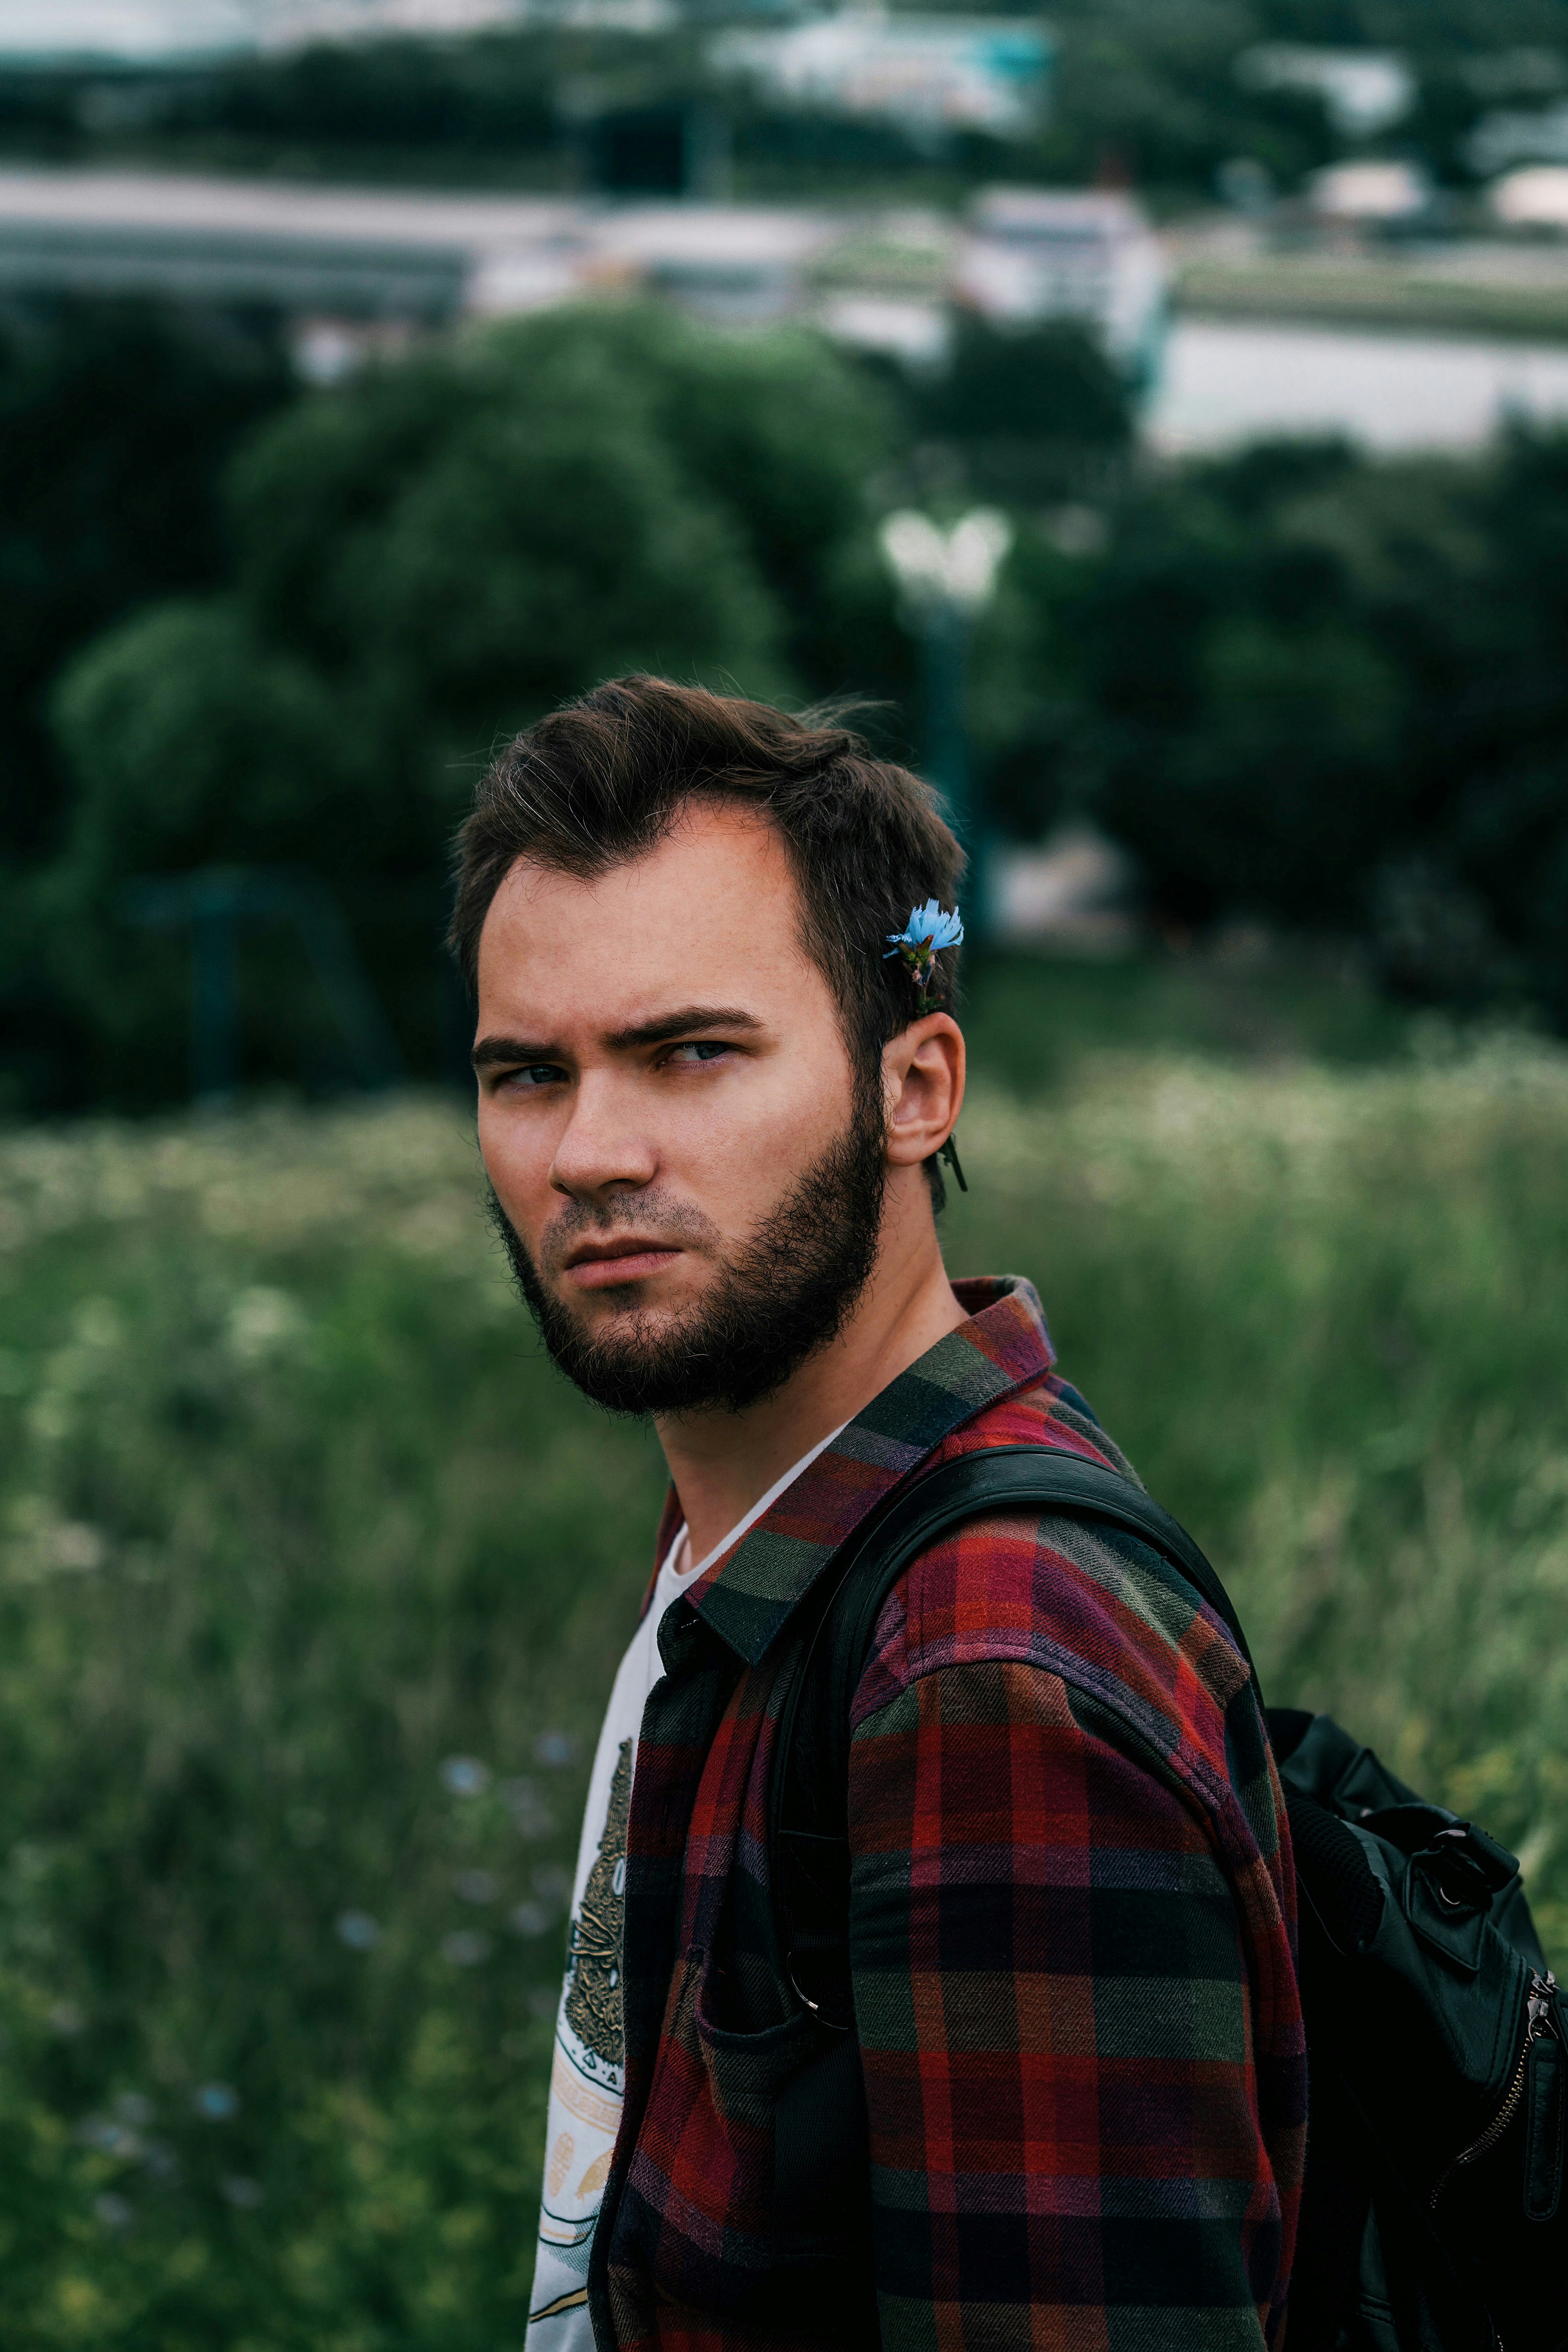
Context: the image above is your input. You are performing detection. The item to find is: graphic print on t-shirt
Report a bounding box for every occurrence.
[564,1739,630,2070]
[528,1739,635,2338]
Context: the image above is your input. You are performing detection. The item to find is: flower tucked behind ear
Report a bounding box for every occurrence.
[884,900,964,1016]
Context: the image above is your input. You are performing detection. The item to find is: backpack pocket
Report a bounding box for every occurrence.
[1433,1974,1566,2350]
[1277,1710,1568,2352]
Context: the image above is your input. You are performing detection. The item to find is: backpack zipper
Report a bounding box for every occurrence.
[1430,1972,1559,2210]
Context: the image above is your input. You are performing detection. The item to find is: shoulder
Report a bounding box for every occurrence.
[850,1377,1257,1829]
[938,1362,1138,1482]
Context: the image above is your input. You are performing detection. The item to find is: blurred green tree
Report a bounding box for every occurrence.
[1020,0,1339,195]
[164,29,558,158]
[1045,441,1442,927]
[43,305,903,1107]
[922,315,1134,449]
[0,300,292,870]
[913,315,1135,506]
[1418,429,1568,1020]
[0,299,292,1113]
[1017,424,1568,1026]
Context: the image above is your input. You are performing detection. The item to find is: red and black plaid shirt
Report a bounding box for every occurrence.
[589,1278,1306,2349]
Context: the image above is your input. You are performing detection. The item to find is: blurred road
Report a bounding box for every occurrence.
[1150,316,1568,452]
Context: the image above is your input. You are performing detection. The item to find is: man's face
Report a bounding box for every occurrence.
[473,803,886,1414]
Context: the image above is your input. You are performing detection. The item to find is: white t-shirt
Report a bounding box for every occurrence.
[526,1426,847,2343]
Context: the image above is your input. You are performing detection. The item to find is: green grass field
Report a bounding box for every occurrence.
[2,966,1566,2346]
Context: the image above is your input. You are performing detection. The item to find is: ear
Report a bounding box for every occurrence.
[883,1014,965,1171]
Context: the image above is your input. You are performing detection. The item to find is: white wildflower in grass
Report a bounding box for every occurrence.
[226,1287,305,1361]
[440,1930,492,1968]
[1,1500,107,1582]
[73,1297,123,1351]
[50,1523,106,1573]
[499,1777,554,1838]
[79,2116,137,2155]
[335,1911,382,1952]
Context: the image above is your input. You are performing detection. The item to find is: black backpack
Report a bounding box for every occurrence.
[767,1446,1566,2352]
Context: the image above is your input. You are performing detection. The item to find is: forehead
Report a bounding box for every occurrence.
[476,801,823,1029]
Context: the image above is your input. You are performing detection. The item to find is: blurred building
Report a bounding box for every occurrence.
[955,188,1167,379]
[0,0,538,57]
[1489,165,1568,234]
[714,12,1053,143]
[262,0,678,34]
[1233,45,1413,141]
[259,0,526,35]
[0,0,256,62]
[0,0,1051,66]
[992,823,1137,956]
[1467,102,1568,178]
[1306,159,1433,230]
[578,202,837,320]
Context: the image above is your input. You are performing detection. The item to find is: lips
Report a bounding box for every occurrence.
[560,1237,683,1290]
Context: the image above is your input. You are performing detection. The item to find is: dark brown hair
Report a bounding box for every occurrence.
[450,677,965,1187]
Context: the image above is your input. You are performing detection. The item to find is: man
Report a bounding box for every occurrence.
[453,677,1305,2350]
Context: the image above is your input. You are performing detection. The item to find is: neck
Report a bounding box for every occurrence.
[653,1172,969,1569]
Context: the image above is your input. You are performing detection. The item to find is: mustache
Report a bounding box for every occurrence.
[501,1186,722,1280]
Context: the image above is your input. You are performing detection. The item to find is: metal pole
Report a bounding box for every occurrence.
[924,602,966,829]
[190,890,240,1105]
[924,601,989,943]
[272,874,406,1090]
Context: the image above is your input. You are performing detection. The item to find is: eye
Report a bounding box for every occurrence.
[665,1042,731,1066]
[507,1063,566,1089]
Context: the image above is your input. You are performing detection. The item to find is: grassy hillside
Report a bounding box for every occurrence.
[1,1031,1566,2340]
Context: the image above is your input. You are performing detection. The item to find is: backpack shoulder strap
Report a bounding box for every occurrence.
[769,1444,1253,2029]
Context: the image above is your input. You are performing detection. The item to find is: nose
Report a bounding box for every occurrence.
[548,1071,657,1204]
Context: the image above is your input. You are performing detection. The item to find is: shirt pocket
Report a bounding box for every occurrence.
[617,1945,875,2336]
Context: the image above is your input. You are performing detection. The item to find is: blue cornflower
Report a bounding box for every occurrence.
[884,899,964,1018]
[885,899,965,959]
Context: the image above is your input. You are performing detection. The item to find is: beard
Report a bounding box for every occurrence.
[488,1094,888,1417]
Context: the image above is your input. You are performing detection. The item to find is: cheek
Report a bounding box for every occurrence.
[476,1101,554,1223]
[676,1057,850,1204]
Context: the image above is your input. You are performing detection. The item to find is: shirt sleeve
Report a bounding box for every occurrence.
[847,1656,1276,2351]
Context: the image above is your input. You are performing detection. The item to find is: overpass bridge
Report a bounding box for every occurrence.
[0,168,840,331]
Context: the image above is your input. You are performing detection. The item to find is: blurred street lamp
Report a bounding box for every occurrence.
[879,507,1013,939]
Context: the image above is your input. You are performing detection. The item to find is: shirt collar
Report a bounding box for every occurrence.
[672,1275,1055,1666]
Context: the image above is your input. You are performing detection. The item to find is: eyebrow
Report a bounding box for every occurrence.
[607,1004,764,1050]
[470,1006,764,1072]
